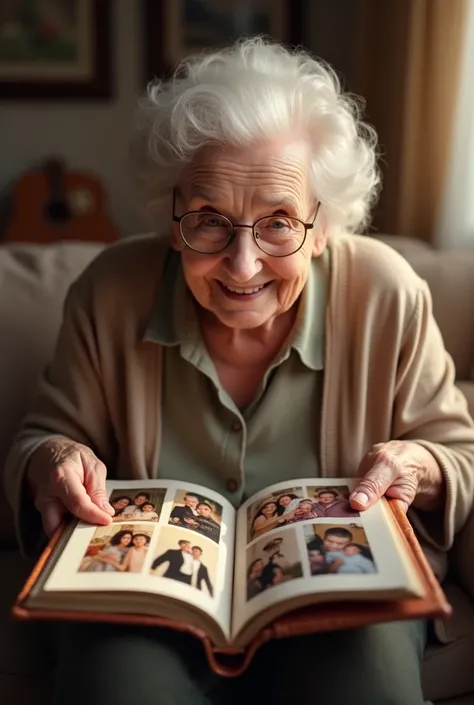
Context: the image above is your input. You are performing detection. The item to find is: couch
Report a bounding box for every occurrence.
[1,236,474,704]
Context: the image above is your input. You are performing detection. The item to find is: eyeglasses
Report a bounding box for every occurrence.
[172,190,320,257]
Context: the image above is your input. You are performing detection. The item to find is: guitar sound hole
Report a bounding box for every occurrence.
[45,200,72,222]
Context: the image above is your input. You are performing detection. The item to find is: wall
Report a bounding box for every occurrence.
[304,0,357,90]
[0,0,356,238]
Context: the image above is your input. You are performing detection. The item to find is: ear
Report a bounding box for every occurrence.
[312,228,327,257]
[170,223,185,252]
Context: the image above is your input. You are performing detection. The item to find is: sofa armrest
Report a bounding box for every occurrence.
[450,381,474,599]
[452,510,474,601]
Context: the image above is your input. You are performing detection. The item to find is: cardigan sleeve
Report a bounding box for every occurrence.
[4,280,116,557]
[393,282,474,560]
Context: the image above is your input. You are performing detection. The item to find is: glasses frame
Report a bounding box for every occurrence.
[172,189,321,257]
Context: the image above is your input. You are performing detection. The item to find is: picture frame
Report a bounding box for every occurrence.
[0,0,112,100]
[144,0,303,81]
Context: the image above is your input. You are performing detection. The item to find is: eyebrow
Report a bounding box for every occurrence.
[259,195,299,210]
[188,189,300,212]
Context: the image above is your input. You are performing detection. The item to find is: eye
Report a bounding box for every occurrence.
[200,214,228,228]
[268,218,289,229]
[260,216,294,232]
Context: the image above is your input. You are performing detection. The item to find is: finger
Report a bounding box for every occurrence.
[391,497,409,513]
[36,496,66,537]
[350,452,399,510]
[82,458,114,516]
[53,470,112,526]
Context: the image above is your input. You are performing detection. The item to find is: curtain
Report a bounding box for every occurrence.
[353,0,468,241]
[435,0,474,249]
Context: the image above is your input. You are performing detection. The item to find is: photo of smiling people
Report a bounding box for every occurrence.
[168,489,223,544]
[245,529,303,601]
[78,524,154,574]
[150,526,218,597]
[247,486,306,542]
[304,523,377,576]
[307,485,360,518]
[109,487,166,522]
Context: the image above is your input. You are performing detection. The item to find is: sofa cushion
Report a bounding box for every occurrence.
[423,584,474,702]
[0,243,103,546]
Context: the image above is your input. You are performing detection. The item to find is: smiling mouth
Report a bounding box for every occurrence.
[218,281,271,295]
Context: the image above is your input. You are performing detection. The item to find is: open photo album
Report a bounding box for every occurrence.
[13,477,451,675]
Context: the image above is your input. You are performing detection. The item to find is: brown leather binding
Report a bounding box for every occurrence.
[12,500,451,677]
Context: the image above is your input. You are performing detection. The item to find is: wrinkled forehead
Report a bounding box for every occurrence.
[180,139,313,208]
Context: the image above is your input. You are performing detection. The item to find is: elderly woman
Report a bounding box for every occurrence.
[5,38,474,705]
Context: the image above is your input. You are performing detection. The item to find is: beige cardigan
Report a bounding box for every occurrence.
[5,233,474,578]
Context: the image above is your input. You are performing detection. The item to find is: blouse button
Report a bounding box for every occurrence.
[227,478,239,493]
[232,421,242,432]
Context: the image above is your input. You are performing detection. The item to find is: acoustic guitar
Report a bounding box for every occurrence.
[2,158,119,245]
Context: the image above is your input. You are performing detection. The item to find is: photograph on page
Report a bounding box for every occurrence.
[246,486,307,543]
[168,488,223,544]
[78,523,154,575]
[306,485,360,519]
[150,525,218,598]
[304,523,377,576]
[245,528,303,601]
[108,487,166,522]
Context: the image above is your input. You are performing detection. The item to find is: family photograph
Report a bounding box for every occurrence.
[78,524,153,574]
[247,485,359,542]
[150,526,218,598]
[109,487,166,522]
[304,523,377,576]
[169,489,223,544]
[245,529,303,601]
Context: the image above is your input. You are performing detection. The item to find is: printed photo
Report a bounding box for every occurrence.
[150,526,218,598]
[168,489,222,544]
[304,523,377,576]
[245,529,303,601]
[247,486,306,543]
[109,488,166,522]
[78,523,154,574]
[306,485,360,518]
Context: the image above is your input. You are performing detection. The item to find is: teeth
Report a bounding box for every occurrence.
[225,284,265,294]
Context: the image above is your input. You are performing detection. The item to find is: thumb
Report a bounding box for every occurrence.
[82,457,114,516]
[350,463,396,511]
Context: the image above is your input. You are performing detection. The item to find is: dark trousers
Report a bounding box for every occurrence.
[49,619,430,705]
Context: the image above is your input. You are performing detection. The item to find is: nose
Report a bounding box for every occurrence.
[224,227,263,282]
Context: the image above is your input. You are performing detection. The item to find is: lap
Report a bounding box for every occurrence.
[48,619,429,705]
[49,621,218,705]
[240,619,430,705]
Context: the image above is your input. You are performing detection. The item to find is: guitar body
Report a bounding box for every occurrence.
[3,159,119,245]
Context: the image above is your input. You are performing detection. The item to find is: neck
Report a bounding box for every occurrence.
[198,304,298,369]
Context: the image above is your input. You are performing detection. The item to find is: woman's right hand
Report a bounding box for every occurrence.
[27,438,115,536]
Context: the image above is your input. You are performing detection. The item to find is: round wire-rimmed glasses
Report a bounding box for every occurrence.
[172,190,321,257]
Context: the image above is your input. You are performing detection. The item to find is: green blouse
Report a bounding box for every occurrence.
[143,250,328,507]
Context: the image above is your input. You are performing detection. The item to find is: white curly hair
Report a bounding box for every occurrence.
[134,37,380,236]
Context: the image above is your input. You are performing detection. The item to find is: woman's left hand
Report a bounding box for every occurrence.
[350,440,445,513]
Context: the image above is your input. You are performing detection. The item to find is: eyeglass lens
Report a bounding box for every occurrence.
[179,212,306,255]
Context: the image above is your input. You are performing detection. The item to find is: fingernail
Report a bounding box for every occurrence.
[102,501,115,515]
[351,492,369,506]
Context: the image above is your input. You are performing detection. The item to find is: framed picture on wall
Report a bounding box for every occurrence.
[144,0,303,81]
[0,0,112,100]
